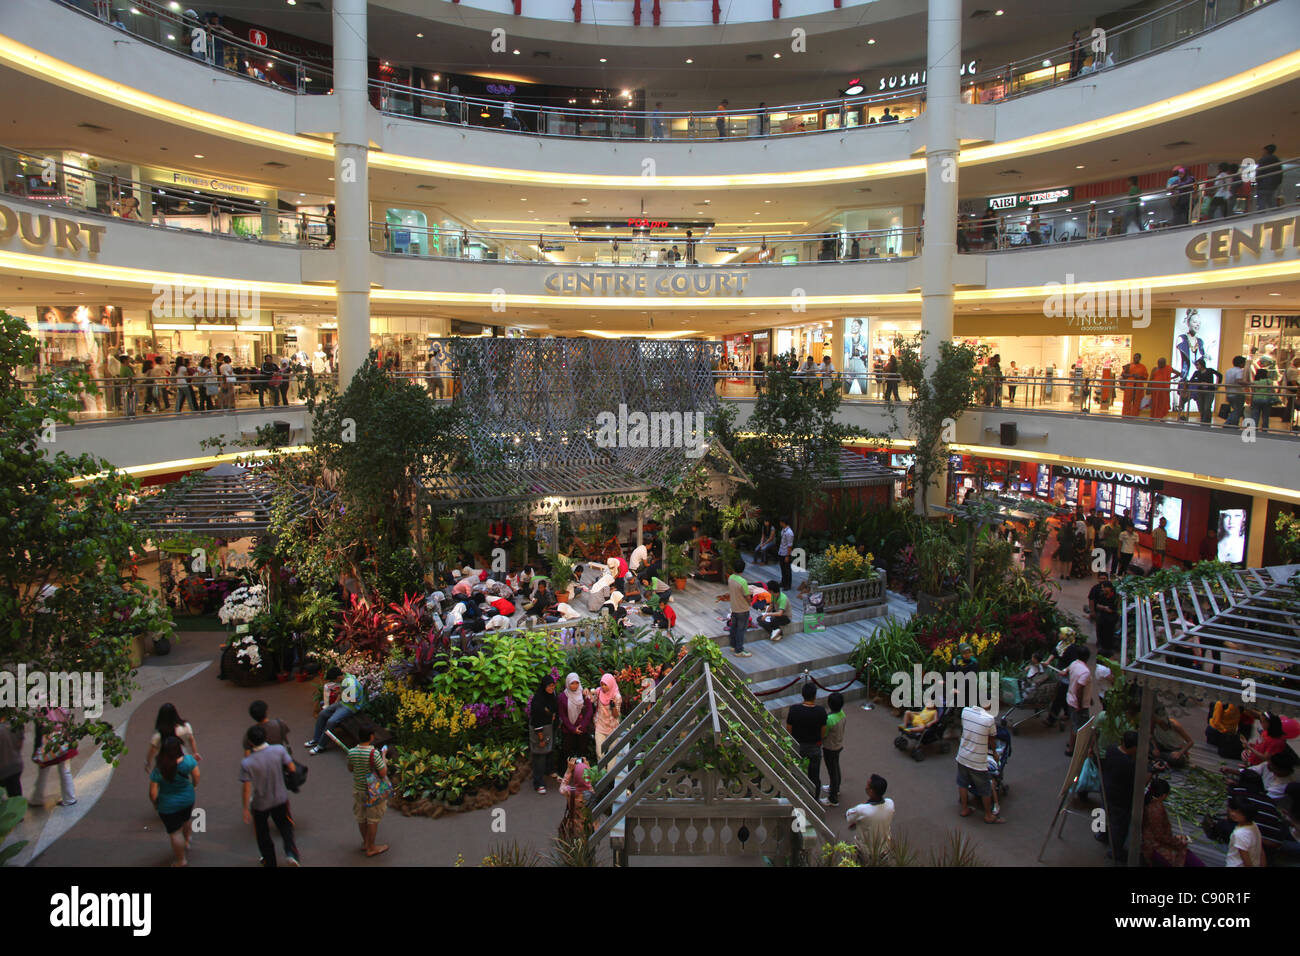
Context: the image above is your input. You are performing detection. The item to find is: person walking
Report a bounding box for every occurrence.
[195,356,217,411]
[1121,352,1148,417]
[1123,175,1143,232]
[173,356,194,413]
[528,674,558,793]
[821,692,846,806]
[715,99,729,138]
[1068,30,1085,78]
[1116,522,1138,576]
[144,703,201,772]
[148,736,198,865]
[786,683,827,800]
[1148,357,1174,419]
[1208,163,1234,219]
[240,724,300,867]
[1006,360,1019,403]
[218,353,236,409]
[882,354,901,403]
[1151,517,1169,571]
[718,558,753,657]
[1064,646,1092,757]
[956,702,1003,823]
[1248,362,1279,431]
[1254,144,1282,211]
[1189,358,1222,424]
[346,725,389,857]
[777,517,795,591]
[258,355,279,407]
[650,102,666,141]
[1224,354,1248,425]
[1167,166,1195,225]
[1087,573,1120,656]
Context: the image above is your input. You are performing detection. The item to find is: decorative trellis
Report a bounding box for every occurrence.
[421,337,745,515]
[130,462,329,539]
[589,653,832,865]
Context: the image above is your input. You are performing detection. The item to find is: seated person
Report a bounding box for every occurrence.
[1024,652,1046,680]
[484,613,512,631]
[694,548,720,581]
[488,596,516,618]
[523,580,556,616]
[1150,702,1195,768]
[488,518,513,550]
[1242,712,1298,768]
[544,601,583,624]
[753,521,777,565]
[599,591,627,625]
[900,705,939,735]
[1203,772,1300,860]
[757,580,792,642]
[460,596,486,634]
[451,570,476,599]
[1205,700,1246,759]
[748,583,772,613]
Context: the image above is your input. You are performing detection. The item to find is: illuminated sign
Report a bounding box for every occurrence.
[486,84,517,95]
[248,29,268,47]
[1052,465,1162,490]
[876,59,978,92]
[544,270,749,296]
[1185,215,1300,262]
[0,201,106,254]
[143,167,273,200]
[627,217,670,229]
[1246,313,1300,330]
[988,187,1073,210]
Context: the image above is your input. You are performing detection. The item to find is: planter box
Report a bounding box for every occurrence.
[916,590,960,618]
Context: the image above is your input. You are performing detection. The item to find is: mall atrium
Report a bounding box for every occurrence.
[1,0,1298,891]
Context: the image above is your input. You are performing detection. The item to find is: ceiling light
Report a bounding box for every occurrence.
[169,2,180,9]
[417,33,424,38]
[513,49,521,55]
[287,0,296,5]
[1075,164,1085,169]
[773,53,781,59]
[867,38,876,45]
[1268,292,1282,296]
[686,58,694,64]
[1042,59,1052,67]
[432,74,440,80]
[995,8,1004,15]
[193,153,204,159]
[599,58,607,63]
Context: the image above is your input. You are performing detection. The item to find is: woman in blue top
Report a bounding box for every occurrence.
[148,736,200,866]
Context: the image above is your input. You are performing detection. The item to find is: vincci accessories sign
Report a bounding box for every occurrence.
[876,59,979,91]
[1051,464,1163,490]
[988,188,1073,210]
[1184,215,1300,262]
[544,270,749,296]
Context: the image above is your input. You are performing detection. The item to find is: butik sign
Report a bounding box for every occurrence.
[1247,313,1300,331]
[988,188,1073,210]
[876,59,979,91]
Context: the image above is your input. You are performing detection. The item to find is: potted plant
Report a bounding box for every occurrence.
[914,530,962,618]
[550,554,575,603]
[663,543,691,590]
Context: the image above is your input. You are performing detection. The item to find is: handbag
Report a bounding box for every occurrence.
[34,733,77,767]
[276,720,308,792]
[1218,403,1230,419]
[363,748,391,807]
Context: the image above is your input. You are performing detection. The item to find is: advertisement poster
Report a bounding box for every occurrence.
[1035,464,1051,497]
[1065,478,1079,507]
[1113,484,1135,520]
[1096,482,1114,515]
[1172,308,1222,383]
[1150,493,1183,540]
[842,317,871,395]
[1217,508,1247,564]
[1133,490,1154,531]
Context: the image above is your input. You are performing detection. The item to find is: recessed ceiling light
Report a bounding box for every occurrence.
[1268,292,1282,296]
[764,200,772,203]
[995,8,1004,15]
[513,49,521,55]
[193,153,204,158]
[416,32,424,38]
[1075,164,1085,169]
[686,58,694,64]
[773,53,781,59]
[599,58,607,63]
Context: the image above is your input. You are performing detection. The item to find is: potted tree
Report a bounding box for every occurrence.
[663,543,691,590]
[914,530,962,618]
[549,553,575,604]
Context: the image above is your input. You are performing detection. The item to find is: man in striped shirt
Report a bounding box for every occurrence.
[346,725,389,858]
[956,703,1004,824]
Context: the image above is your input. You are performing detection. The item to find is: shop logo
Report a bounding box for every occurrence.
[594,403,708,458]
[1042,274,1148,325]
[0,202,106,254]
[1185,216,1298,262]
[151,282,260,320]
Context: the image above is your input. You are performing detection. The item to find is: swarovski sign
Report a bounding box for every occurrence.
[1052,465,1162,490]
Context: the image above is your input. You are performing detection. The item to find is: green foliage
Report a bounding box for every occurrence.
[0,311,173,763]
[550,835,599,867]
[481,840,542,867]
[662,541,692,580]
[1275,513,1300,563]
[548,554,575,593]
[389,743,526,803]
[426,632,565,705]
[891,334,987,515]
[807,544,879,585]
[291,590,341,655]
[912,523,963,595]
[0,793,28,866]
[850,618,925,693]
[730,351,870,536]
[1114,559,1236,600]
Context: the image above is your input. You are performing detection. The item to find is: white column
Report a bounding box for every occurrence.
[918,0,962,514]
[333,0,371,387]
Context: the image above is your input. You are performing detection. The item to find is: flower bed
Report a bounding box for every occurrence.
[388,744,530,817]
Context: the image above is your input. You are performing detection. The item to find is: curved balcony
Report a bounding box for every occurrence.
[3,0,1293,187]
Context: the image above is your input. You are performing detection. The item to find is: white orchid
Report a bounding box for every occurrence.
[219,584,268,624]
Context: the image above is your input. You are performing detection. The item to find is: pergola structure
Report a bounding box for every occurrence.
[590,652,832,865]
[1120,565,1300,863]
[420,337,749,549]
[130,462,328,539]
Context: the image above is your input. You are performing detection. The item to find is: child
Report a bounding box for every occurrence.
[901,705,938,733]
[822,692,846,806]
[1025,652,1045,679]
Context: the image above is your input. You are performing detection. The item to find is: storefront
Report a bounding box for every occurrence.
[774,321,834,365]
[139,166,283,237]
[1240,313,1299,369]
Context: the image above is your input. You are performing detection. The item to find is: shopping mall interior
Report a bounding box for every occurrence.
[1,0,1299,890]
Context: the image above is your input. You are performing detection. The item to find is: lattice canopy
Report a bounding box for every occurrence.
[1123,566,1300,710]
[130,462,328,538]
[424,337,745,510]
[589,653,832,864]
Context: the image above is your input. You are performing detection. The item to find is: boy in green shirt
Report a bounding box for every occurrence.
[823,692,846,806]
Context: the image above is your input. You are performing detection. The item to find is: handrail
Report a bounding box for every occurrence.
[49,0,1276,142]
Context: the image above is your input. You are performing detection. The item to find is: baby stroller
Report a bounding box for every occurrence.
[894,706,955,761]
[965,719,1012,813]
[1003,668,1063,734]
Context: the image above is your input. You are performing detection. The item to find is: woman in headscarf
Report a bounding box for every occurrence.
[558,672,594,765]
[594,674,623,759]
[528,674,558,794]
[558,756,593,839]
[599,590,627,629]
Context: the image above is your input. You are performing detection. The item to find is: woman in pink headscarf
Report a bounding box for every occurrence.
[594,674,623,759]
[558,756,593,839]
